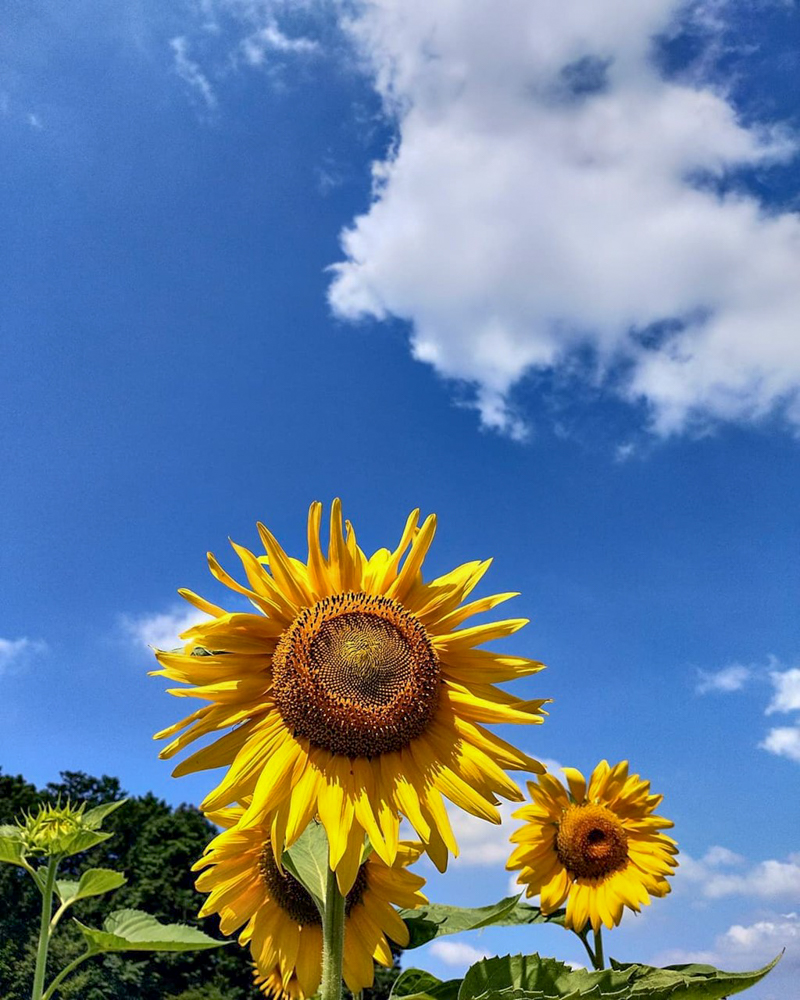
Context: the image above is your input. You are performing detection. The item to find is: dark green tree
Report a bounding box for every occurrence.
[0,770,254,1000]
[0,770,401,1000]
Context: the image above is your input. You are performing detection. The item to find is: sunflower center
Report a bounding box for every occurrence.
[555,804,629,881]
[258,841,368,924]
[272,593,440,757]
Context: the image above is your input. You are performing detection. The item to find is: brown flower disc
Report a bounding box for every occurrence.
[272,592,441,757]
[556,804,630,880]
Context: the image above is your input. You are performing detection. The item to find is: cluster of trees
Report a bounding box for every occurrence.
[0,770,398,1000]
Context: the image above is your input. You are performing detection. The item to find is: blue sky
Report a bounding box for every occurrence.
[2,1,799,996]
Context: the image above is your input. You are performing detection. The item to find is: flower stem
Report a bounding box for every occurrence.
[32,858,58,1000]
[41,952,95,1000]
[320,866,346,1000]
[592,927,605,971]
[576,930,597,969]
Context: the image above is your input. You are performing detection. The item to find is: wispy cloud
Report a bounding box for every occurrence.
[696,663,753,694]
[122,606,211,651]
[0,637,48,676]
[241,23,318,66]
[428,940,492,969]
[328,0,800,440]
[170,36,217,110]
[694,657,800,763]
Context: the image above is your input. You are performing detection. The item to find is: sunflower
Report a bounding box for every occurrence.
[193,808,426,998]
[153,501,547,889]
[507,761,678,933]
[252,967,297,1000]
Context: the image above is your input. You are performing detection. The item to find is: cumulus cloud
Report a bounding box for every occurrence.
[123,607,212,651]
[696,663,752,694]
[0,637,48,676]
[766,667,800,715]
[681,846,800,900]
[328,0,800,439]
[760,726,800,763]
[428,940,492,968]
[761,665,800,763]
[656,912,800,974]
[693,657,800,761]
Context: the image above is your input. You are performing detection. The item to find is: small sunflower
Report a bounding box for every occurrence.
[507,761,678,932]
[193,809,426,998]
[153,501,547,889]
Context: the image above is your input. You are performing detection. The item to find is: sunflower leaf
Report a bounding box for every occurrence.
[74,909,228,953]
[458,952,781,1000]
[55,868,127,905]
[609,954,782,998]
[493,901,568,930]
[282,822,328,912]
[391,968,462,1000]
[0,827,27,867]
[81,798,128,830]
[400,897,557,949]
[52,828,114,858]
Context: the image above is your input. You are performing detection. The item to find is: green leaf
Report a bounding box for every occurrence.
[81,798,128,830]
[495,901,568,931]
[400,897,525,949]
[458,952,782,1000]
[282,822,329,911]
[75,908,228,954]
[55,867,127,905]
[611,955,782,999]
[391,968,461,1000]
[0,827,27,867]
[54,827,113,858]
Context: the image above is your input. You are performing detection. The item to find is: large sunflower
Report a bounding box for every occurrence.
[193,808,426,998]
[153,501,547,889]
[507,761,678,932]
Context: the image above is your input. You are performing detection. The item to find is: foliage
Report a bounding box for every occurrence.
[0,769,402,1000]
[399,898,568,950]
[391,953,781,1000]
[0,770,252,1000]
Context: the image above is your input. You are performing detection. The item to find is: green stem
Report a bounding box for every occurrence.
[31,858,58,1000]
[576,930,597,969]
[41,952,95,1000]
[592,926,605,971]
[320,866,346,1000]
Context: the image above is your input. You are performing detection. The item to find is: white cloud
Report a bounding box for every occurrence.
[428,940,492,968]
[760,726,800,764]
[0,637,48,676]
[760,666,800,763]
[448,799,519,866]
[766,667,800,715]
[681,847,800,900]
[328,0,800,439]
[170,36,217,109]
[656,912,800,974]
[123,606,212,651]
[241,22,318,65]
[696,663,752,694]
